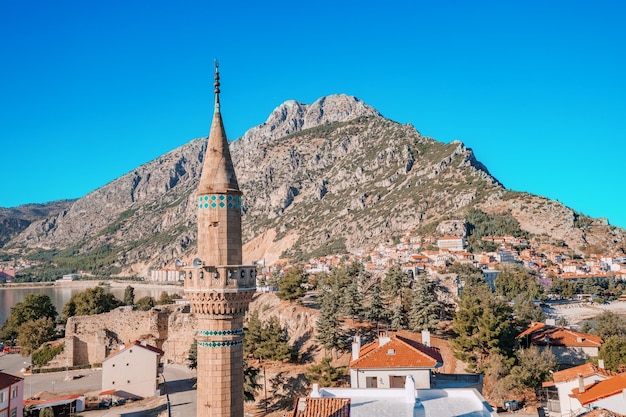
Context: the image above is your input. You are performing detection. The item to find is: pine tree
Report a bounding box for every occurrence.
[244,311,294,361]
[452,283,515,372]
[316,290,343,355]
[340,276,363,322]
[408,277,441,332]
[365,282,388,324]
[305,357,346,387]
[390,302,406,330]
[277,267,307,302]
[381,264,409,303]
[123,285,135,306]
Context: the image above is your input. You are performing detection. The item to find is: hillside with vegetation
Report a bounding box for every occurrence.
[1,94,624,280]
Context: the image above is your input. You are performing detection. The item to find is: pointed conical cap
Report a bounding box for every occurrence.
[198,62,239,194]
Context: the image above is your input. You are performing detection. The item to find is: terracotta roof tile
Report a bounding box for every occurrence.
[104,340,164,361]
[570,372,626,406]
[517,323,603,348]
[551,363,617,384]
[291,397,351,417]
[517,322,547,338]
[350,334,443,369]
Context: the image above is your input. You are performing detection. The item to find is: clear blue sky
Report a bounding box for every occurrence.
[1,1,625,229]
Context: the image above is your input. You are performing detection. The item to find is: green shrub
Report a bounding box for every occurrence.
[32,343,65,367]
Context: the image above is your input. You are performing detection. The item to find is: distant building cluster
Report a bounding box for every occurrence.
[146,230,626,295]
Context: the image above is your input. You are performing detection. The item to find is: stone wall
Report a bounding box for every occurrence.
[64,304,197,366]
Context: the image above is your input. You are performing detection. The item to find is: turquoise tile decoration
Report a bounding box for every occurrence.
[198,194,242,210]
[197,328,244,336]
[197,340,243,348]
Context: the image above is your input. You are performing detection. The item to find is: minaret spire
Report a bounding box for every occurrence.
[214,59,221,112]
[197,59,239,195]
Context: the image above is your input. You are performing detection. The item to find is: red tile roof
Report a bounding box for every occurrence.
[103,340,164,361]
[350,334,443,369]
[291,397,350,417]
[517,323,603,348]
[0,371,23,389]
[550,363,617,384]
[570,372,626,406]
[517,322,547,338]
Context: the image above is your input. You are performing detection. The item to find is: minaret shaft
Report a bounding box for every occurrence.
[184,61,255,417]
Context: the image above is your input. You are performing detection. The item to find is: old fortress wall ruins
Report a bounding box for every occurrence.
[63,304,197,366]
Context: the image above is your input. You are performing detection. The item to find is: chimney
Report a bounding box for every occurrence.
[578,374,585,393]
[352,336,361,361]
[598,359,605,369]
[422,329,431,347]
[379,331,391,347]
[404,375,417,403]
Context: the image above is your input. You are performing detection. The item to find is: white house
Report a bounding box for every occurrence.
[517,322,603,366]
[542,363,616,416]
[570,372,626,415]
[350,332,443,389]
[101,340,164,399]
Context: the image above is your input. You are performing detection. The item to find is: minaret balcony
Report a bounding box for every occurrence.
[183,265,258,291]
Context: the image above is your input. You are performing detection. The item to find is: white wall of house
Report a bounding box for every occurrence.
[102,346,160,399]
[350,368,431,389]
[591,390,626,414]
[549,346,599,366]
[555,376,606,417]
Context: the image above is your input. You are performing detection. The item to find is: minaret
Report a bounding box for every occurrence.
[184,61,256,417]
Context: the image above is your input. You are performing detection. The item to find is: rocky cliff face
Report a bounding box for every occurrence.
[5,94,625,276]
[0,201,75,248]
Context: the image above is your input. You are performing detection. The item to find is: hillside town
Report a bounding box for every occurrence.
[141,232,626,299]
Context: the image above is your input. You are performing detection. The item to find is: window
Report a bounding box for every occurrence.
[0,409,7,417]
[0,390,6,402]
[10,408,17,417]
[11,386,17,398]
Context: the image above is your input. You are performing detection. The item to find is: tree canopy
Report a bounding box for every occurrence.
[495,264,543,301]
[597,335,626,372]
[452,282,515,372]
[17,317,56,356]
[277,267,307,302]
[245,310,294,361]
[62,286,122,322]
[0,293,58,342]
[408,277,443,332]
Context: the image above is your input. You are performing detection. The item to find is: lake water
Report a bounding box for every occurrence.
[0,283,184,327]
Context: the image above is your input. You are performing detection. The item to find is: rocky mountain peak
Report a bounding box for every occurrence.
[239,94,380,145]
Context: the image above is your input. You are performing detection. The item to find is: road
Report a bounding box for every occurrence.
[0,353,197,417]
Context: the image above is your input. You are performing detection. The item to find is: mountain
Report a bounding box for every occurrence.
[0,201,75,248]
[3,94,625,277]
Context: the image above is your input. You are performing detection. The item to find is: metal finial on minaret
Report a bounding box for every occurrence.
[214,59,221,111]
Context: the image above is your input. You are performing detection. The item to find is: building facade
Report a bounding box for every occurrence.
[183,62,256,417]
[101,340,164,399]
[0,372,24,417]
[350,333,443,389]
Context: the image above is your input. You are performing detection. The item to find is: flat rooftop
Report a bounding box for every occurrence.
[315,387,497,417]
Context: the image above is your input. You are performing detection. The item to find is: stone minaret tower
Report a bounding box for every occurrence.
[184,61,256,417]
